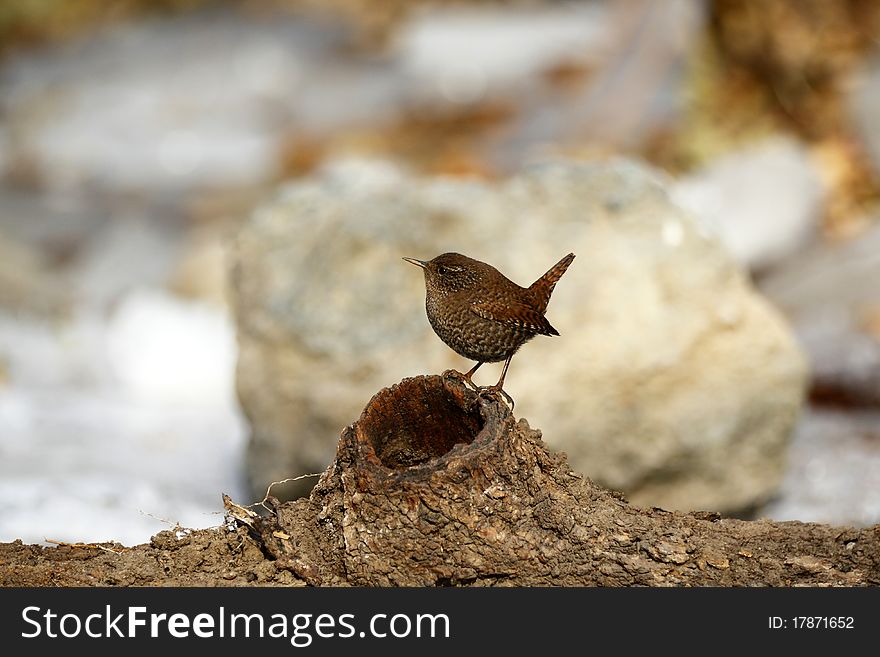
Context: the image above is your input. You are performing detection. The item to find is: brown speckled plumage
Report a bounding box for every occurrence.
[403,252,575,406]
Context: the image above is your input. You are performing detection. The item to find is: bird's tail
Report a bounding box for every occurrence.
[528,253,575,313]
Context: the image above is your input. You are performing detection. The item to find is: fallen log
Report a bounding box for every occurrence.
[2,374,877,586]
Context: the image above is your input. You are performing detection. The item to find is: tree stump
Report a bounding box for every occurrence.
[253,374,880,586]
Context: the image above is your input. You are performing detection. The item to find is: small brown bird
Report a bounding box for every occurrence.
[403,252,575,407]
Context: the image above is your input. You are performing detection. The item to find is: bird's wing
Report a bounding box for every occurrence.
[470,300,559,336]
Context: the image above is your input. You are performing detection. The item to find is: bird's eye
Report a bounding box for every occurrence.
[437,265,450,275]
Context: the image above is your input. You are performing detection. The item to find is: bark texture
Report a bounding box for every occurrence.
[2,374,878,586]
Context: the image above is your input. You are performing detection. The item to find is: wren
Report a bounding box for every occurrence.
[403,251,575,407]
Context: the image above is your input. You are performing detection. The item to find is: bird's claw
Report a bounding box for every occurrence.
[442,369,480,391]
[441,369,512,408]
[478,385,515,411]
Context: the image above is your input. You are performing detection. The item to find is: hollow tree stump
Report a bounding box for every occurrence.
[254,375,880,586]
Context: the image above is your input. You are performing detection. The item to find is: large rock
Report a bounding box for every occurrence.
[231,158,807,513]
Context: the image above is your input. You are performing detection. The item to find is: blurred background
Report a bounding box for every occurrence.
[1,0,879,546]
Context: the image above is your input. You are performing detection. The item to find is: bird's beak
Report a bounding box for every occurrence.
[402,257,427,269]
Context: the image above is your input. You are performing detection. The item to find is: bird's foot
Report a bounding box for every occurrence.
[442,369,480,391]
[477,385,515,411]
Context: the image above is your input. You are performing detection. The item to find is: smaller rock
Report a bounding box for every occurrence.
[671,138,826,270]
[850,55,880,174]
[759,224,880,407]
[758,408,880,527]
